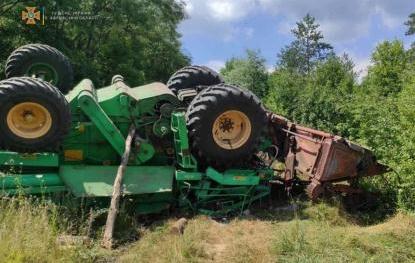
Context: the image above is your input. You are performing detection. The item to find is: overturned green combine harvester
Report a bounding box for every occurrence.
[0,44,387,217]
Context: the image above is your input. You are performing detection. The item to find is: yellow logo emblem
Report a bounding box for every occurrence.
[22,7,42,25]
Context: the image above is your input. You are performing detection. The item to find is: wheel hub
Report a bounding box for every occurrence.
[212,110,252,150]
[26,63,58,85]
[6,102,52,139]
[219,118,234,133]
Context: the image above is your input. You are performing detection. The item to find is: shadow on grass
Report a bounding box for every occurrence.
[248,183,398,226]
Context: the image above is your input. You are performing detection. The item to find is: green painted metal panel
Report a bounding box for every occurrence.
[135,142,156,164]
[96,82,131,117]
[0,151,59,167]
[59,165,174,197]
[0,173,64,189]
[129,82,175,100]
[171,111,197,169]
[65,79,176,166]
[175,170,203,181]
[78,90,126,157]
[66,79,97,110]
[62,122,120,165]
[1,186,66,195]
[206,167,260,186]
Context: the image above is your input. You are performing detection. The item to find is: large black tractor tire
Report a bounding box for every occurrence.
[0,77,71,152]
[167,65,223,95]
[186,84,267,168]
[5,44,74,94]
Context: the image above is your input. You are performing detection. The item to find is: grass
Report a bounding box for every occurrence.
[0,196,414,263]
[0,196,112,262]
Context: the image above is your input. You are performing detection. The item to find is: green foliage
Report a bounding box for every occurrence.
[405,12,415,36]
[0,0,189,87]
[395,73,415,211]
[220,49,269,98]
[267,55,355,136]
[277,14,333,75]
[346,41,415,211]
[363,40,408,96]
[270,16,415,212]
[406,12,415,50]
[294,55,355,135]
[266,69,305,117]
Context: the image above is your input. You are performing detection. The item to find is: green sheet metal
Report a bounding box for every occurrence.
[175,170,203,181]
[206,167,260,186]
[0,172,65,195]
[0,173,64,189]
[78,88,126,157]
[0,151,59,167]
[59,165,174,197]
[66,79,97,110]
[171,111,197,169]
[1,186,66,195]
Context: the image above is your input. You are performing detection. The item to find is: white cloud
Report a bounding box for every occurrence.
[344,50,372,82]
[404,39,413,50]
[183,1,193,14]
[180,0,415,43]
[179,0,259,41]
[183,0,255,22]
[354,57,372,82]
[258,0,374,43]
[266,64,275,73]
[205,60,226,71]
[374,1,415,29]
[206,0,249,22]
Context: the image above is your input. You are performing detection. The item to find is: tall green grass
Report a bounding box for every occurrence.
[0,196,110,262]
[0,197,413,262]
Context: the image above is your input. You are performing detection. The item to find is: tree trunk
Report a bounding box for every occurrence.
[101,125,136,249]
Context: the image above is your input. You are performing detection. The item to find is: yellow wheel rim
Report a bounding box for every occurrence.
[212,110,252,150]
[6,102,52,139]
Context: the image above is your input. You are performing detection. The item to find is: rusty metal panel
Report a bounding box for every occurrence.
[269,113,387,185]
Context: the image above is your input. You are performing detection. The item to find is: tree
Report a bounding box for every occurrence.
[293,55,356,135]
[277,14,333,75]
[349,39,415,211]
[395,73,415,210]
[405,12,415,36]
[267,12,415,212]
[221,50,269,98]
[0,0,190,87]
[363,40,407,96]
[266,69,305,117]
[267,55,356,135]
[405,12,415,51]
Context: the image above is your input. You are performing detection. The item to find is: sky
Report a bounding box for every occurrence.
[178,0,415,77]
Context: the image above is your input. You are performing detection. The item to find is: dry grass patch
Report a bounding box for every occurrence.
[121,203,415,263]
[119,216,274,263]
[0,197,414,263]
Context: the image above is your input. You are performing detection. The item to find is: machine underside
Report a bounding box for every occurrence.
[0,44,387,217]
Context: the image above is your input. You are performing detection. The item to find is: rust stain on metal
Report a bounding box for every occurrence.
[269,112,388,200]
